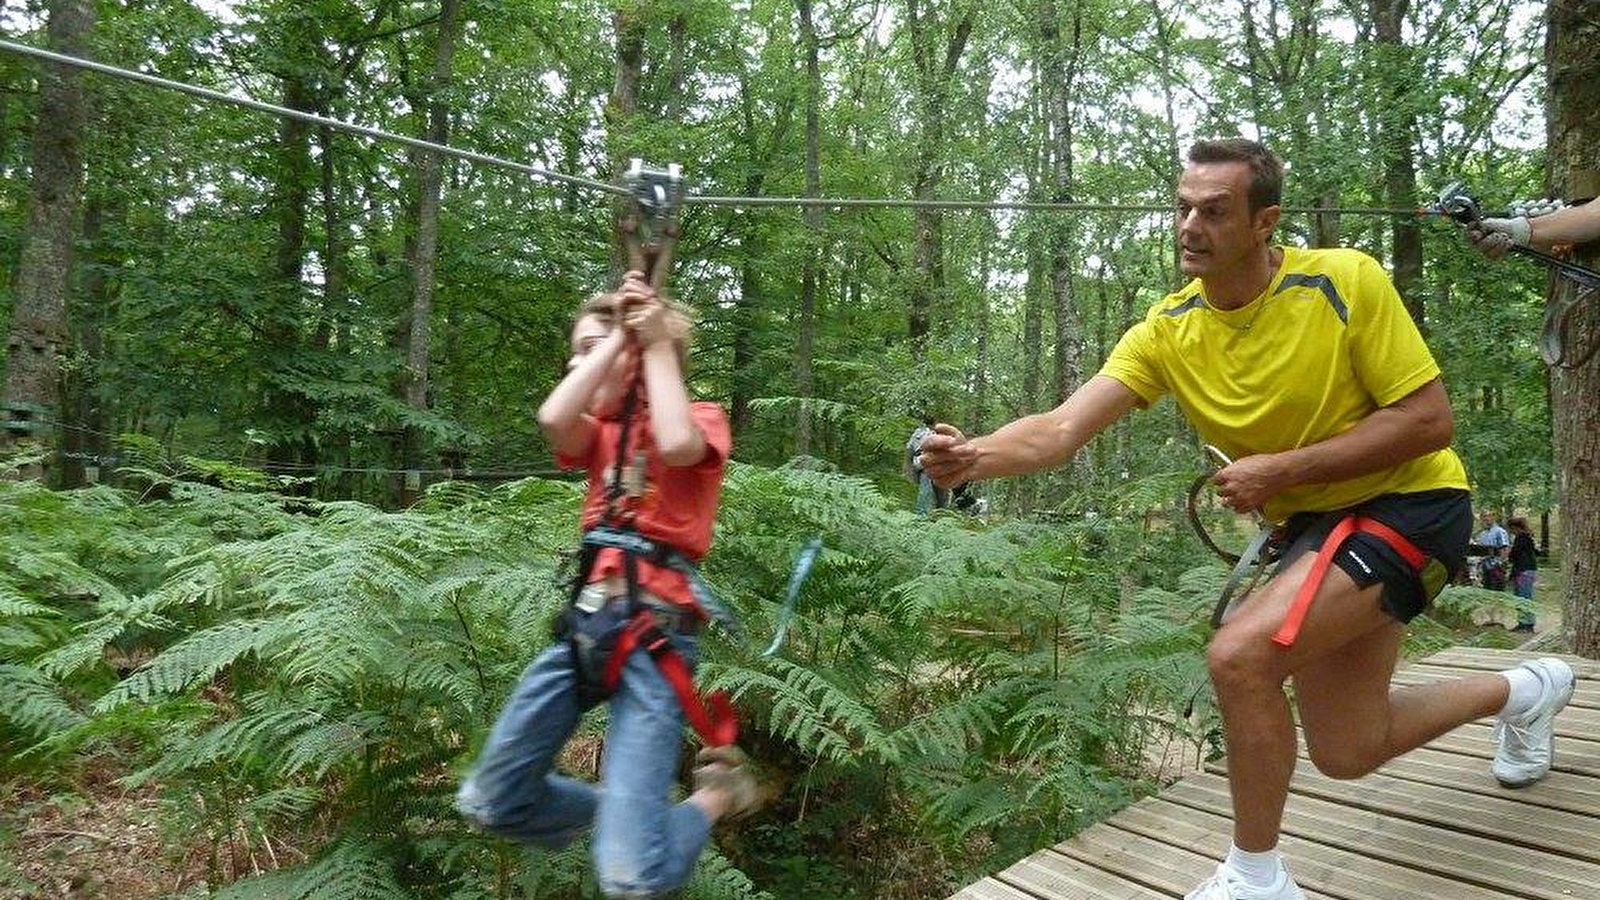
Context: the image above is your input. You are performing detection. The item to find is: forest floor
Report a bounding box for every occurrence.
[0,759,211,900]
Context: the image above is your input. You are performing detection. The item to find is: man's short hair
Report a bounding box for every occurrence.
[1187,138,1284,212]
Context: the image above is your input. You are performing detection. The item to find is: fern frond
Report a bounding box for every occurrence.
[278,710,389,779]
[217,838,409,900]
[686,845,774,900]
[0,663,87,737]
[94,618,284,711]
[710,657,896,763]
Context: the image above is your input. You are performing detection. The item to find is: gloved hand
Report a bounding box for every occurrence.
[1469,216,1532,259]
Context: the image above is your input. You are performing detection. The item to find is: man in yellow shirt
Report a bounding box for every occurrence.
[920,138,1576,900]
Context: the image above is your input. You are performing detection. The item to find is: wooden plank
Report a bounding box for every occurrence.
[1209,744,1600,817]
[995,852,1175,900]
[1048,801,1236,898]
[1392,665,1600,711]
[1164,772,1600,900]
[1268,765,1600,863]
[950,877,1046,900]
[1420,647,1598,677]
[1108,796,1506,900]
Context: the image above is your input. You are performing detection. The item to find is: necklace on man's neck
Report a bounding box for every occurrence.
[1206,247,1283,331]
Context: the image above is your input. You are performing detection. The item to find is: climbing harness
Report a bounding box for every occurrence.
[1186,445,1280,628]
[1434,182,1600,368]
[1186,446,1446,647]
[1272,515,1435,648]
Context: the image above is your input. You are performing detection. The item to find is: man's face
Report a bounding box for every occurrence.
[569,308,635,416]
[1176,161,1278,278]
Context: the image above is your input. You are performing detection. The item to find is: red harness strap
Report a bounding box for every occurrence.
[603,611,739,747]
[1274,515,1427,648]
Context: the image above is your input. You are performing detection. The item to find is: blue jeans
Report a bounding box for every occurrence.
[456,635,710,898]
[1512,570,1537,627]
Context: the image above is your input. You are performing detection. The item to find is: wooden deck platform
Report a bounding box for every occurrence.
[951,648,1599,900]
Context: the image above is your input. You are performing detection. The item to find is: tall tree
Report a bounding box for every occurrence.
[1039,0,1086,405]
[904,0,975,351]
[1371,0,1424,324]
[398,0,465,505]
[1544,0,1600,658]
[795,0,822,456]
[1,0,95,470]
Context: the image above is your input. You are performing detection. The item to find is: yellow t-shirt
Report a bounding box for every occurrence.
[1099,246,1468,523]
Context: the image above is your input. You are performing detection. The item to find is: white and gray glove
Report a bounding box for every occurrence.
[1470,216,1532,259]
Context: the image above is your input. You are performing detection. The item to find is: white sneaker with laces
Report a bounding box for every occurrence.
[1493,657,1576,787]
[1184,863,1306,900]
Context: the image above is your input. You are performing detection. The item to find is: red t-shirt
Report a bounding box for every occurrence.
[558,401,731,611]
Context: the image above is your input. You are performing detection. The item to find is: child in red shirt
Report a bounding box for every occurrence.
[456,271,758,897]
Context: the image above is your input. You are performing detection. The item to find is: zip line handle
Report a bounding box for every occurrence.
[620,159,687,292]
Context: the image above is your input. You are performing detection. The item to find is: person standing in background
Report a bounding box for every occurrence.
[1507,516,1539,632]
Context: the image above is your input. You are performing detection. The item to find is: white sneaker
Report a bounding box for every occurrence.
[1185,863,1306,900]
[1493,657,1576,787]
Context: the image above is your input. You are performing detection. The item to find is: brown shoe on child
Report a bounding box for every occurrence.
[693,745,763,820]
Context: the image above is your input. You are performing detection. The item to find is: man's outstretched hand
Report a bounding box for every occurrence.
[918,424,976,488]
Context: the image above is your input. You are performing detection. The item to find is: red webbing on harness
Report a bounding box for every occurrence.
[1273,515,1427,648]
[603,612,739,747]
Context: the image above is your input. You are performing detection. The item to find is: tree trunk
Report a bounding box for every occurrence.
[318,120,355,497]
[795,0,822,457]
[1371,0,1424,325]
[606,6,645,278]
[60,189,119,488]
[397,0,463,506]
[1147,0,1184,286]
[969,210,994,435]
[261,66,317,474]
[1545,0,1600,658]
[1041,0,1085,407]
[905,0,974,352]
[2,0,94,473]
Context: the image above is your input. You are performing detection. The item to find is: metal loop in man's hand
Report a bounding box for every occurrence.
[1211,527,1277,628]
[1186,471,1240,565]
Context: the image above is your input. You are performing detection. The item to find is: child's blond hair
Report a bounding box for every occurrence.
[575,290,693,370]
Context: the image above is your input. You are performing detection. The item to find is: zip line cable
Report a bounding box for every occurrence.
[1,39,1449,220]
[0,39,627,198]
[683,194,1438,217]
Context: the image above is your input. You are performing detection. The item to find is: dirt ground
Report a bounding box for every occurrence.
[0,761,211,900]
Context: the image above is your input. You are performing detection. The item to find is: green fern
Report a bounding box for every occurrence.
[0,663,87,739]
[216,838,410,900]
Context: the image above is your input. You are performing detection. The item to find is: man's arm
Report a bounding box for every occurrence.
[1209,378,1454,512]
[919,375,1140,487]
[1474,201,1600,256]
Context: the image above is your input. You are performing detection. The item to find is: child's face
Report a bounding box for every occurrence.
[570,311,636,416]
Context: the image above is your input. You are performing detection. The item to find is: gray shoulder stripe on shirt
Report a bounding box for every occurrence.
[1160,294,1206,317]
[1274,273,1349,324]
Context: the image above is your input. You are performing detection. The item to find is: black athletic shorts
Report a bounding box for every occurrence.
[1276,489,1472,623]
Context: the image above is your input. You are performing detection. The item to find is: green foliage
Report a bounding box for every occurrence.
[0,456,1222,898]
[0,0,1562,895]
